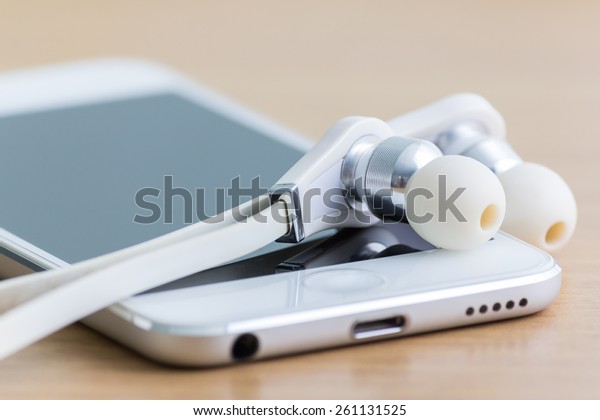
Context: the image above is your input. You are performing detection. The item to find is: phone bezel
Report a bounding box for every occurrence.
[83,244,560,366]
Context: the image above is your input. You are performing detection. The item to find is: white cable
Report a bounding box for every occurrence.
[0,196,288,360]
[0,195,268,311]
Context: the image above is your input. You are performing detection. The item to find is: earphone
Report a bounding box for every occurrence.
[0,115,505,360]
[274,117,505,249]
[388,94,577,251]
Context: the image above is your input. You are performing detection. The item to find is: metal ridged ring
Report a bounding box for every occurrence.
[364,137,413,219]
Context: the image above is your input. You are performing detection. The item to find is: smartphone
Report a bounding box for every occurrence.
[0,59,561,366]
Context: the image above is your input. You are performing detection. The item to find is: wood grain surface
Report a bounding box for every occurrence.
[0,0,598,399]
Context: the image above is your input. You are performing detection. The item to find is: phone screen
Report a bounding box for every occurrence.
[0,93,304,264]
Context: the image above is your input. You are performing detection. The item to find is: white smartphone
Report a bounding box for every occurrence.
[0,59,561,366]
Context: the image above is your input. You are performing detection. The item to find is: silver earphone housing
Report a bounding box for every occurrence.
[341,136,442,221]
[435,121,522,174]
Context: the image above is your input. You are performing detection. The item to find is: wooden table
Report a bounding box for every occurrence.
[0,0,598,399]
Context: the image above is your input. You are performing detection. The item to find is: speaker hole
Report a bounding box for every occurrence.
[506,300,515,309]
[232,333,259,361]
[479,305,488,314]
[545,222,566,245]
[493,303,501,312]
[480,204,500,231]
[519,298,528,307]
[466,307,474,316]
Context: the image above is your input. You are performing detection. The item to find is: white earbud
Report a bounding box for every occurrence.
[436,121,576,251]
[388,94,577,251]
[404,154,505,250]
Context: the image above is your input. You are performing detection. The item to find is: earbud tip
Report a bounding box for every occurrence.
[406,155,506,250]
[497,163,576,251]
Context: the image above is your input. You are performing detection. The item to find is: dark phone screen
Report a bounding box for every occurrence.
[0,94,303,264]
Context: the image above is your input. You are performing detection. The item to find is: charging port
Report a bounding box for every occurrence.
[352,315,405,340]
